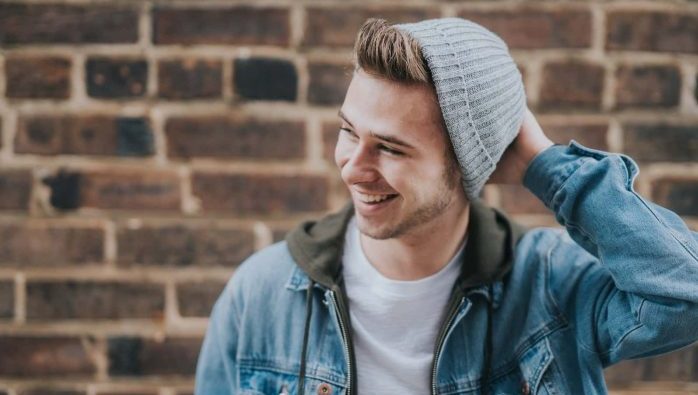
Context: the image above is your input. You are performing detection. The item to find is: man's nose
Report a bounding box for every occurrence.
[341,143,379,185]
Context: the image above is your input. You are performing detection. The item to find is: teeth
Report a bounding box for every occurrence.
[358,193,393,203]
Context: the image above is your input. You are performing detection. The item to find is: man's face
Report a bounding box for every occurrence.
[335,69,466,240]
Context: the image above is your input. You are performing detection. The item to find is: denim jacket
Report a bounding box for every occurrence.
[195,141,698,394]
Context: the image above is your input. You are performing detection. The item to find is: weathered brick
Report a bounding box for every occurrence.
[152,7,289,46]
[0,169,32,210]
[166,116,305,160]
[158,59,222,100]
[86,58,147,99]
[308,62,352,106]
[234,57,297,101]
[117,224,254,267]
[322,121,340,162]
[606,11,698,54]
[0,281,13,318]
[108,337,202,376]
[0,223,104,266]
[0,336,96,377]
[5,57,71,99]
[19,389,84,395]
[177,281,226,317]
[652,178,698,217]
[192,173,329,215]
[540,122,608,151]
[539,61,604,111]
[42,169,181,211]
[303,7,439,48]
[459,8,591,49]
[496,185,549,215]
[623,124,697,163]
[0,4,138,45]
[16,116,154,157]
[615,65,681,109]
[26,281,164,320]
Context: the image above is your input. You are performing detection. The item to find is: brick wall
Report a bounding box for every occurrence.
[0,1,696,394]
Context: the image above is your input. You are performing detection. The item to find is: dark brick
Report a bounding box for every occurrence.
[43,170,81,210]
[539,61,604,111]
[166,116,305,160]
[615,65,681,109]
[303,7,438,48]
[0,4,138,45]
[0,336,96,377]
[117,224,254,268]
[177,281,226,317]
[16,116,153,157]
[0,223,104,267]
[108,337,202,376]
[652,178,698,217]
[623,124,697,163]
[158,59,222,100]
[19,390,84,395]
[192,173,329,215]
[607,11,698,54]
[234,57,297,101]
[5,57,71,99]
[0,281,12,318]
[459,8,591,49]
[26,281,164,320]
[153,7,289,46]
[540,122,608,151]
[308,62,352,106]
[86,58,147,99]
[0,169,32,210]
[497,185,549,215]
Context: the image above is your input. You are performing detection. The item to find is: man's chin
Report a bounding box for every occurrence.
[355,215,399,240]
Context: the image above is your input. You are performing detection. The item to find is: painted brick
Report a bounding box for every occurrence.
[165,116,305,160]
[5,56,71,99]
[0,169,32,210]
[0,281,12,319]
[152,7,289,46]
[308,62,352,106]
[26,281,164,320]
[652,178,698,217]
[0,336,96,377]
[117,224,254,268]
[615,64,681,109]
[108,337,202,376]
[158,59,222,100]
[0,3,138,45]
[234,57,297,101]
[606,11,698,54]
[177,281,226,317]
[539,61,604,111]
[86,58,147,99]
[623,124,698,162]
[192,173,328,215]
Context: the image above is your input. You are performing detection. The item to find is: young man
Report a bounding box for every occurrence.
[195,18,698,394]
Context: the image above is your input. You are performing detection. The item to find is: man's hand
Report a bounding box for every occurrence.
[488,108,554,185]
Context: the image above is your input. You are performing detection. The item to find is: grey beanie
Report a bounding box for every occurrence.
[396,18,526,200]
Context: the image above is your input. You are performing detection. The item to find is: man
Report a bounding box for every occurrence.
[195,17,698,395]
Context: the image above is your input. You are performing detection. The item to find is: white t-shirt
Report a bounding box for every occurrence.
[342,217,466,394]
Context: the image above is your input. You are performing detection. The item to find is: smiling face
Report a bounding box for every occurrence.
[335,69,467,240]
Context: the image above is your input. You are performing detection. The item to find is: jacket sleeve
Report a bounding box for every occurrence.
[523,140,698,366]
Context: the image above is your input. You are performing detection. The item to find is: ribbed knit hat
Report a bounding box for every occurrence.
[396,18,526,200]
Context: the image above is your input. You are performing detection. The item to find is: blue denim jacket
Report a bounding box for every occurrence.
[195,141,698,394]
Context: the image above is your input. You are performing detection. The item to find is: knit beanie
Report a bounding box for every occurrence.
[396,18,526,200]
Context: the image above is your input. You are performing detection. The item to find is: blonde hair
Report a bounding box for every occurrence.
[353,18,432,84]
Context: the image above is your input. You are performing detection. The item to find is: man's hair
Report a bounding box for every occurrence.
[353,18,432,84]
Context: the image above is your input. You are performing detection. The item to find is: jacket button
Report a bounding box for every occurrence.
[521,380,530,395]
[317,383,332,395]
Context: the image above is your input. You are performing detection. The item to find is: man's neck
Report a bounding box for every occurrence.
[359,200,470,281]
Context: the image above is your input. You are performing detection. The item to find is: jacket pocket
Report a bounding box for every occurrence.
[518,337,566,395]
[240,366,345,395]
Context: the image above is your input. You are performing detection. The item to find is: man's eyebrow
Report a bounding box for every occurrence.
[337,109,415,150]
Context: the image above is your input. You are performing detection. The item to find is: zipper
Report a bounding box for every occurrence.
[431,296,466,395]
[330,290,354,395]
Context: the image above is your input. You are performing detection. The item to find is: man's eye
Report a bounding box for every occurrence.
[379,145,403,156]
[339,128,356,138]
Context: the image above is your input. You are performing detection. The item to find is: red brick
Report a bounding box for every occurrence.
[5,57,71,99]
[539,61,604,111]
[616,64,681,109]
[16,116,154,157]
[0,223,104,267]
[0,336,96,377]
[540,122,608,151]
[177,281,226,317]
[152,7,289,46]
[117,224,254,268]
[652,178,698,217]
[303,7,439,48]
[459,8,591,49]
[108,337,201,376]
[86,58,147,99]
[0,281,12,319]
[158,59,222,100]
[496,184,549,215]
[606,11,698,54]
[322,121,340,162]
[0,169,32,211]
[165,116,305,160]
[308,62,353,106]
[0,4,138,45]
[192,173,329,215]
[623,124,697,163]
[26,281,164,320]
